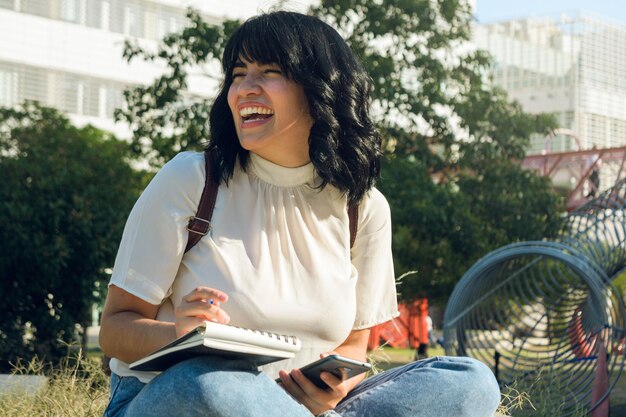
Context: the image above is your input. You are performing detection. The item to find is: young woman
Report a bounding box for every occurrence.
[99,11,501,417]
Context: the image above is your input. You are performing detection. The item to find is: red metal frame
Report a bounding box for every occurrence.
[522,146,626,211]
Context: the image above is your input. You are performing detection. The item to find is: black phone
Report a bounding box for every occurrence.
[299,354,372,388]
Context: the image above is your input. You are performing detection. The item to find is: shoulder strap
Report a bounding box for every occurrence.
[347,201,358,249]
[185,151,219,253]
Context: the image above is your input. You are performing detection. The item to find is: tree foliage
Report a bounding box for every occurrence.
[0,102,144,371]
[379,155,563,301]
[312,0,556,171]
[314,0,564,301]
[115,11,240,168]
[115,3,564,304]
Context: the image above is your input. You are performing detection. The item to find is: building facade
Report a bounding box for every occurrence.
[0,0,298,137]
[473,13,626,155]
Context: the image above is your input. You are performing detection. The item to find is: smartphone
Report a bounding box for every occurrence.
[299,354,372,388]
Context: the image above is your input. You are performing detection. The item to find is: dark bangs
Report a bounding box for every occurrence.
[221,12,306,82]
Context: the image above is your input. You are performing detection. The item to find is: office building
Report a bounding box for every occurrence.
[0,0,302,137]
[473,13,626,154]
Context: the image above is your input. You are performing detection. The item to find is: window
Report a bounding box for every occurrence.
[123,4,142,37]
[21,0,49,18]
[156,15,169,40]
[108,0,124,34]
[81,80,100,117]
[85,0,102,29]
[0,0,14,11]
[21,66,47,104]
[61,0,78,22]
[100,0,110,31]
[0,69,18,107]
[105,85,124,118]
[61,76,80,114]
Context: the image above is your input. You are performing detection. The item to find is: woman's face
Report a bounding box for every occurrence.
[227,58,313,167]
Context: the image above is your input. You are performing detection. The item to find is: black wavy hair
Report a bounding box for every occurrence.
[206,11,381,204]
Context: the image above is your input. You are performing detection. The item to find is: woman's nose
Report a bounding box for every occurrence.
[237,75,262,96]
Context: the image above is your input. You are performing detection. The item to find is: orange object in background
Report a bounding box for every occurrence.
[409,298,429,350]
[567,306,594,359]
[368,298,429,350]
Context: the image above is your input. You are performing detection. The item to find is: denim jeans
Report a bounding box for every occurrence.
[103,356,501,417]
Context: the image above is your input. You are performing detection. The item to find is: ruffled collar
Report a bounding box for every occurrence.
[248,152,316,187]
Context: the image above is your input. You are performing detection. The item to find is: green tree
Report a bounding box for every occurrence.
[379,155,563,302]
[114,3,564,304]
[115,10,240,168]
[0,102,144,371]
[315,0,564,301]
[312,1,557,167]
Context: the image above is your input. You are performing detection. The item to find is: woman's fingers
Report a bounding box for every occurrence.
[182,287,228,304]
[278,370,308,403]
[175,287,230,337]
[278,368,346,415]
[177,301,230,322]
[292,368,343,397]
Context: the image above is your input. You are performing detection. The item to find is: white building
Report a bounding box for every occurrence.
[473,13,626,154]
[0,0,309,137]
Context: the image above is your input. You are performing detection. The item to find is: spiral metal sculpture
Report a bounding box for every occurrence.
[443,178,626,415]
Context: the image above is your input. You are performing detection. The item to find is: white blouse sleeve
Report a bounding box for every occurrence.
[109,152,204,304]
[351,188,399,329]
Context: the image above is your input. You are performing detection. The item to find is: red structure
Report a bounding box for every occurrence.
[590,337,609,417]
[368,298,429,350]
[521,139,626,211]
[567,306,594,359]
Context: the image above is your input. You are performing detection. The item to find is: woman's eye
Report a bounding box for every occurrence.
[264,69,282,75]
[232,73,245,79]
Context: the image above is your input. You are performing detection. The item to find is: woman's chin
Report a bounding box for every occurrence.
[238,137,268,152]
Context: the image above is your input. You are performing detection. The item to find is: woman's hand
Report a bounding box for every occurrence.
[277,352,350,415]
[174,286,230,338]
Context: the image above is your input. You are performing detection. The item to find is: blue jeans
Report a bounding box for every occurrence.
[103,356,501,417]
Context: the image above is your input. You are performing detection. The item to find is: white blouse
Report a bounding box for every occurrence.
[108,151,398,382]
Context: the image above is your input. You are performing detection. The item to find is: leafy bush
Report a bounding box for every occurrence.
[0,102,145,371]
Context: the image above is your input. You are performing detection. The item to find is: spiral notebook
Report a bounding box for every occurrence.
[129,321,302,372]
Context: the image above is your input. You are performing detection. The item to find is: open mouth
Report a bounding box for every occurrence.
[242,113,273,123]
[240,106,274,124]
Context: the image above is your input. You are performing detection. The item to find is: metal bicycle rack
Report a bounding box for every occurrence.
[443,179,626,415]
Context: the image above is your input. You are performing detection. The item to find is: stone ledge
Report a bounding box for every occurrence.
[0,374,48,395]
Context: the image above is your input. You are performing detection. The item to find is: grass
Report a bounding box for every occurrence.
[0,349,109,417]
[371,346,619,417]
[497,368,588,417]
[1,346,623,416]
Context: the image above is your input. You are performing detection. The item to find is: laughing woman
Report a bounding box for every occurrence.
[99,10,501,417]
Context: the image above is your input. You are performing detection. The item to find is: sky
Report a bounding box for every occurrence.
[210,1,626,24]
[474,0,626,25]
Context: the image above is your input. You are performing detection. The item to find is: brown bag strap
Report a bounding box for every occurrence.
[185,151,219,253]
[347,202,358,249]
[103,152,218,376]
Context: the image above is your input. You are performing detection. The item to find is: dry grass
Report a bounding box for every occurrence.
[0,348,109,417]
[371,347,590,417]
[497,368,588,417]
[0,346,593,417]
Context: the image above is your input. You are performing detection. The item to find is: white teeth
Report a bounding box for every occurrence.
[239,106,274,117]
